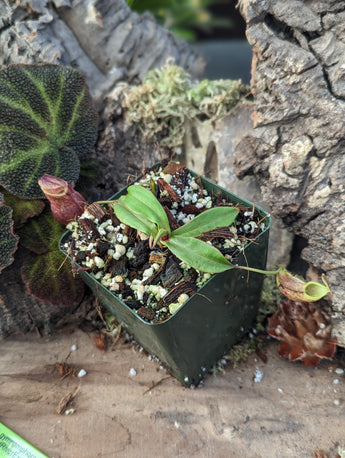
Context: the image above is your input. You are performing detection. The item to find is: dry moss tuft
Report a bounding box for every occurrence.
[124,60,250,149]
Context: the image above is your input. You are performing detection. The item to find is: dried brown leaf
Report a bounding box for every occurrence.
[157,178,181,202]
[55,362,78,379]
[93,333,107,352]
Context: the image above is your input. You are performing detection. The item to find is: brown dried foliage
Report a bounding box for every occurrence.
[267,299,337,367]
[55,362,78,378]
[93,333,107,352]
[157,178,181,202]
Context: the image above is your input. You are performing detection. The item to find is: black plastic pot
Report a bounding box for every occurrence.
[60,171,270,386]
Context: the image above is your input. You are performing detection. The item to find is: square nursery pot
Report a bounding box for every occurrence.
[60,170,270,386]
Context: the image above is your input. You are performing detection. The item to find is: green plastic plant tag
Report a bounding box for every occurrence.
[0,422,47,458]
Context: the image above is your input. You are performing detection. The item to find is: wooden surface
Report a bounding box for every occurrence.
[1,329,344,458]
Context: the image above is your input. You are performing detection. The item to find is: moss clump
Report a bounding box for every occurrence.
[256,275,282,332]
[124,61,250,149]
[223,338,259,369]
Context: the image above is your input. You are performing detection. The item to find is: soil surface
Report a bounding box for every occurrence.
[0,329,344,457]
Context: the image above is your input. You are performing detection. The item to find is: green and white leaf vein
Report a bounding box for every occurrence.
[0,64,98,199]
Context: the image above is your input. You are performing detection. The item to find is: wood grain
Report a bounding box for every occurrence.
[0,330,344,457]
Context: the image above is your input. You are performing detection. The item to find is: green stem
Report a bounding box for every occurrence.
[152,228,169,247]
[233,265,280,276]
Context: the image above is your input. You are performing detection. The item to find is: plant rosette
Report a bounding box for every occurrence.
[60,161,271,385]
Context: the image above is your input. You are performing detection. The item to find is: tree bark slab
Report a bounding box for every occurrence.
[238,0,345,344]
[0,0,204,106]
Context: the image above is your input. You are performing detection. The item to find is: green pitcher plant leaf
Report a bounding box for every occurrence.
[163,235,232,273]
[113,198,157,237]
[122,185,170,232]
[233,265,331,302]
[276,267,330,302]
[0,64,98,199]
[303,275,331,302]
[111,185,171,238]
[0,193,19,273]
[109,185,238,272]
[172,206,239,238]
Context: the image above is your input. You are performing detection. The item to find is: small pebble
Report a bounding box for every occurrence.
[334,379,340,385]
[71,344,78,351]
[277,388,283,394]
[334,399,340,406]
[77,369,87,378]
[335,368,344,375]
[254,368,263,383]
[129,368,137,377]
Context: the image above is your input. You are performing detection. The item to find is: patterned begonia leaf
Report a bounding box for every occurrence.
[1,187,45,228]
[0,193,19,273]
[19,210,84,306]
[76,159,102,195]
[21,250,85,307]
[0,64,98,199]
[18,208,64,254]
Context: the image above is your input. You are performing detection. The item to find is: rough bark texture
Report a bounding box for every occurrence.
[0,0,203,338]
[0,0,204,107]
[237,0,345,344]
[90,85,171,201]
[182,104,293,268]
